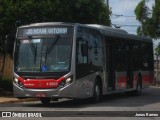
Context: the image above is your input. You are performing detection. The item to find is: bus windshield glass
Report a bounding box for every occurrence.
[14,36,72,72]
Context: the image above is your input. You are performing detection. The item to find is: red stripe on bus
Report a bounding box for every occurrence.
[18,76,65,89]
[133,75,138,88]
[142,74,154,84]
[118,76,127,88]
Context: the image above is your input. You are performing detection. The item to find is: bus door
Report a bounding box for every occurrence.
[126,44,133,88]
[107,40,116,91]
[115,41,127,90]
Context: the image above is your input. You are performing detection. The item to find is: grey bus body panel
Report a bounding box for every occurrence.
[13,71,103,99]
[13,82,76,98]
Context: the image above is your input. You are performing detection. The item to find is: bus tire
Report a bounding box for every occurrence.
[134,76,142,96]
[40,98,51,105]
[91,80,101,103]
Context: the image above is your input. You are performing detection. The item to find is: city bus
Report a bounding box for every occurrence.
[6,22,154,104]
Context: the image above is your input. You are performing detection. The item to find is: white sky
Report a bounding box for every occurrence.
[109,0,154,35]
[109,0,159,55]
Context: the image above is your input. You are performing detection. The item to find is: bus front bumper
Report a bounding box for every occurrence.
[13,82,76,99]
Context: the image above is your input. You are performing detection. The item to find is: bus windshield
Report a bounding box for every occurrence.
[14,36,72,72]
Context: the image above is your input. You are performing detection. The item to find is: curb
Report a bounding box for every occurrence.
[0,98,39,103]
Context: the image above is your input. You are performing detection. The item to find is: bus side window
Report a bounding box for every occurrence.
[141,43,153,70]
[115,41,126,71]
[133,44,141,71]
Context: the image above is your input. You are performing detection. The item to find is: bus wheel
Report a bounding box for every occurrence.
[92,80,101,103]
[40,98,51,105]
[134,76,142,95]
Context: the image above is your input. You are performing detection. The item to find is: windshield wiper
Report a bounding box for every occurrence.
[44,35,60,64]
[46,35,60,54]
[40,35,60,67]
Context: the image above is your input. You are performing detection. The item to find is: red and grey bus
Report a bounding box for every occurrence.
[7,22,154,104]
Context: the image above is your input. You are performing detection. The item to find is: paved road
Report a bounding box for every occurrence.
[0,86,160,120]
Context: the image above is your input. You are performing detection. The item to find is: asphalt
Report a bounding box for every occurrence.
[0,88,38,103]
[1,85,160,103]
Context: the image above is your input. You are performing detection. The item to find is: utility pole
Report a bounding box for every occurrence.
[106,0,109,8]
[106,0,111,26]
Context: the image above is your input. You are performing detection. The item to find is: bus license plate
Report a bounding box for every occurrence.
[35,93,46,97]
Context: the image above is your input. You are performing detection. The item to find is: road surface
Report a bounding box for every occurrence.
[0,86,160,120]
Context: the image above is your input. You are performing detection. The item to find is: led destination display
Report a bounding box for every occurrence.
[17,26,73,37]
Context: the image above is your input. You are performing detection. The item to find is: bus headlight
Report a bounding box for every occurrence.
[13,77,23,88]
[66,77,72,84]
[14,77,18,83]
[59,77,73,87]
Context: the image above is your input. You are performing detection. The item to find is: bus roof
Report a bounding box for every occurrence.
[18,22,152,43]
[87,24,128,34]
[86,24,152,43]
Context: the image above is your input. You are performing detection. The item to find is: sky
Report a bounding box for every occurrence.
[109,0,159,54]
[109,0,154,35]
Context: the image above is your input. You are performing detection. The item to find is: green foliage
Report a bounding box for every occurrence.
[137,26,143,36]
[152,0,160,38]
[134,0,160,38]
[155,43,160,55]
[134,0,149,23]
[0,0,111,54]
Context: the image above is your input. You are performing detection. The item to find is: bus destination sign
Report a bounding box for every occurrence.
[26,28,67,35]
[18,27,72,37]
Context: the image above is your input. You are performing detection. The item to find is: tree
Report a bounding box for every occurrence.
[0,0,111,50]
[152,0,160,38]
[134,0,160,38]
[135,0,160,57]
[134,0,149,23]
[134,0,150,36]
[0,0,111,80]
[150,0,160,55]
[155,43,160,55]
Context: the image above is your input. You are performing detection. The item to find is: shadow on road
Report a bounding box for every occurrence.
[22,87,160,108]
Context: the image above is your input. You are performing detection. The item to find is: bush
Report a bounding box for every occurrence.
[0,78,13,92]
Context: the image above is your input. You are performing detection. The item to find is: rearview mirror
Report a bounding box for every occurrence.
[81,43,88,57]
[77,36,88,57]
